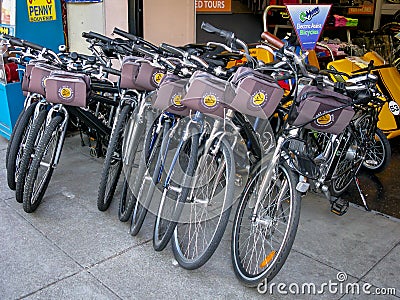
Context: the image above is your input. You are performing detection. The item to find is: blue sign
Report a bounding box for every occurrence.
[286,5,331,50]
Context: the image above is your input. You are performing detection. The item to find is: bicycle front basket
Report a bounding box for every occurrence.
[291,85,355,134]
[152,74,190,116]
[45,70,91,107]
[28,63,60,96]
[181,70,234,118]
[230,66,284,119]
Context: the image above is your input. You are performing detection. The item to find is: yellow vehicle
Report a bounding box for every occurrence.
[327,52,400,140]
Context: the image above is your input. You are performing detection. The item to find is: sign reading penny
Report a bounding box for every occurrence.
[196,0,231,13]
[26,0,57,22]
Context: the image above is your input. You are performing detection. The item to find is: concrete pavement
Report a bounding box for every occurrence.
[1,134,400,299]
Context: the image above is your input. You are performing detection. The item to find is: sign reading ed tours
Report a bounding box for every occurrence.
[196,0,231,13]
[286,4,331,50]
[26,0,57,22]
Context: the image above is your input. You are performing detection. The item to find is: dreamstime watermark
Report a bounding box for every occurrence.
[257,272,397,296]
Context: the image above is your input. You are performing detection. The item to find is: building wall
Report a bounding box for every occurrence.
[66,0,195,52]
[143,0,196,46]
[66,2,105,54]
[66,0,128,54]
[104,0,128,37]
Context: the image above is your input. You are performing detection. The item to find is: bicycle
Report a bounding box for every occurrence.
[231,30,387,287]
[21,50,122,213]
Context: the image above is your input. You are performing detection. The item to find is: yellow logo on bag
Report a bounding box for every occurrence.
[316,114,332,126]
[203,94,217,107]
[252,92,266,106]
[172,94,182,107]
[59,87,73,99]
[153,73,165,84]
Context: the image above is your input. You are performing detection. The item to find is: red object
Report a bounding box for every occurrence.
[5,63,20,83]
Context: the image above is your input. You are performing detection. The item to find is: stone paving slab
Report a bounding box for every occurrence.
[362,244,400,294]
[0,204,81,299]
[1,135,400,299]
[23,271,121,300]
[293,194,400,280]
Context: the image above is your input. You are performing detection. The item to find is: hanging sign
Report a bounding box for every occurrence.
[26,0,57,22]
[286,4,331,50]
[196,0,231,13]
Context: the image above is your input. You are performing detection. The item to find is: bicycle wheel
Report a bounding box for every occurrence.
[6,102,25,169]
[118,109,155,222]
[153,131,199,252]
[118,177,137,222]
[15,109,48,203]
[97,104,132,211]
[6,102,38,190]
[362,129,391,173]
[23,115,65,213]
[231,161,301,287]
[129,117,167,236]
[171,137,235,270]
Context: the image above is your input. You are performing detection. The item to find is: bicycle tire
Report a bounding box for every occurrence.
[15,109,48,203]
[129,117,166,236]
[97,104,132,211]
[171,137,235,270]
[23,115,65,213]
[118,110,154,222]
[6,102,38,190]
[231,161,301,287]
[153,131,199,252]
[362,129,391,173]
[118,178,137,222]
[6,103,25,169]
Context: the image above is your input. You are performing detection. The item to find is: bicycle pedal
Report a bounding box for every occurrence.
[89,147,97,157]
[330,198,349,216]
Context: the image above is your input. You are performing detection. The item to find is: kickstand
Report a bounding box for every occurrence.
[354,175,370,211]
[78,125,85,147]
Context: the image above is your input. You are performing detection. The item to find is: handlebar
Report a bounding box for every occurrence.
[260,31,285,49]
[69,52,97,64]
[113,27,138,42]
[201,22,234,41]
[22,40,44,51]
[113,27,161,53]
[159,43,186,57]
[160,42,209,69]
[82,31,113,43]
[101,66,121,76]
[9,38,25,48]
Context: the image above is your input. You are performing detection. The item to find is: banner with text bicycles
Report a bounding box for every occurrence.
[286,4,331,50]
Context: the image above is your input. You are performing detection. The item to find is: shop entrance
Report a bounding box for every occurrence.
[128,0,143,36]
[196,0,264,44]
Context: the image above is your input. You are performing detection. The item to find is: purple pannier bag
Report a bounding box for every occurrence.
[120,57,166,91]
[152,74,190,116]
[230,67,284,119]
[28,63,60,96]
[45,70,91,107]
[120,56,141,90]
[291,85,355,135]
[135,60,166,91]
[181,71,235,118]
[21,61,39,94]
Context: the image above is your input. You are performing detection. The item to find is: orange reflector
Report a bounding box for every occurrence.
[260,250,276,268]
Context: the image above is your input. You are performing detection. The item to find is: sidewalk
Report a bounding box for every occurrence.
[1,134,399,299]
